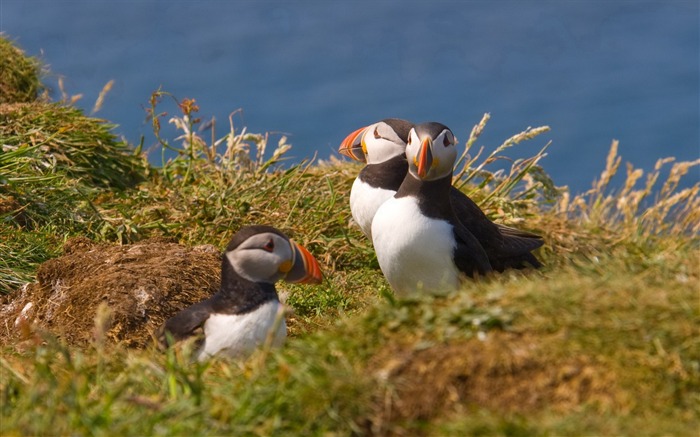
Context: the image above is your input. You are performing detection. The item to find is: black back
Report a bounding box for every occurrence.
[449,189,543,270]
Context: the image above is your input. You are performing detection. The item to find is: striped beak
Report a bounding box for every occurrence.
[339,126,367,162]
[283,240,323,284]
[415,137,433,179]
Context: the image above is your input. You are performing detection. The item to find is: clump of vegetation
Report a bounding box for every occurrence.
[1,36,698,436]
[0,35,44,103]
[0,103,146,191]
[0,35,148,293]
[561,139,699,237]
[0,102,148,293]
[454,112,559,216]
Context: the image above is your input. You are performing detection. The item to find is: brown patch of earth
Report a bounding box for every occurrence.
[366,331,625,434]
[0,195,28,227]
[0,237,221,348]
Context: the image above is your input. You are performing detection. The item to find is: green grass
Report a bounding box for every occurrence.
[1,40,699,435]
[0,101,147,293]
[2,247,697,435]
[0,35,44,104]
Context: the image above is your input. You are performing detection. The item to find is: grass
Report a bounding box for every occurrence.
[0,35,44,104]
[0,101,147,293]
[1,36,699,435]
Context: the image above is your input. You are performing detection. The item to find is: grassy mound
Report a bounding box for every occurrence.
[0,102,145,191]
[0,84,698,435]
[0,35,44,103]
[1,237,220,348]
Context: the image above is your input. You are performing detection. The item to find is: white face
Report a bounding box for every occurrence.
[406,124,458,181]
[225,232,294,283]
[361,121,408,165]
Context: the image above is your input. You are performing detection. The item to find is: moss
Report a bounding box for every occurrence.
[0,35,44,103]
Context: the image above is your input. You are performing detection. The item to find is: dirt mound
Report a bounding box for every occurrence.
[368,331,624,431]
[0,237,221,348]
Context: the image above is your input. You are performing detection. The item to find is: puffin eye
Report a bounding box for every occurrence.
[443,134,452,147]
[373,126,381,139]
[262,239,274,252]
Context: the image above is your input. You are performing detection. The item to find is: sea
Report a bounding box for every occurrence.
[2,0,698,194]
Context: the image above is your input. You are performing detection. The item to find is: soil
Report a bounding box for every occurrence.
[0,236,222,348]
[366,331,625,433]
[0,195,28,227]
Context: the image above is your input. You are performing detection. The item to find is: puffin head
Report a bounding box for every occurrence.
[339,118,413,165]
[406,122,458,181]
[224,225,323,284]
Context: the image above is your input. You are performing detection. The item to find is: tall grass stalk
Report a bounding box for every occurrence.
[452,113,556,219]
[559,140,700,237]
[147,90,292,185]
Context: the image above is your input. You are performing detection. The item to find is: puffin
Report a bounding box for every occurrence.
[339,118,543,271]
[159,225,323,360]
[371,122,493,295]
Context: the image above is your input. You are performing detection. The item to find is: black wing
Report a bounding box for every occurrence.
[158,299,214,347]
[496,222,542,240]
[449,187,543,269]
[451,221,493,278]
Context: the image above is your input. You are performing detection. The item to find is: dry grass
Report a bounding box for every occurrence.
[453,113,558,223]
[559,139,700,237]
[0,35,44,104]
[0,237,221,349]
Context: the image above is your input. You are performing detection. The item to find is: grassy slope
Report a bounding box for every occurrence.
[1,41,699,436]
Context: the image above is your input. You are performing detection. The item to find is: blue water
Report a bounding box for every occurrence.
[2,0,698,194]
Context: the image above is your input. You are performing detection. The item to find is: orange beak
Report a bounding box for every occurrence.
[416,137,433,179]
[285,240,323,284]
[338,126,367,162]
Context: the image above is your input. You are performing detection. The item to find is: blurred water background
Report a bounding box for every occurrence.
[2,0,698,194]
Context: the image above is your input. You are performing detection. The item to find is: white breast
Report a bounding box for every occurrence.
[349,177,397,239]
[371,196,460,296]
[197,300,286,361]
